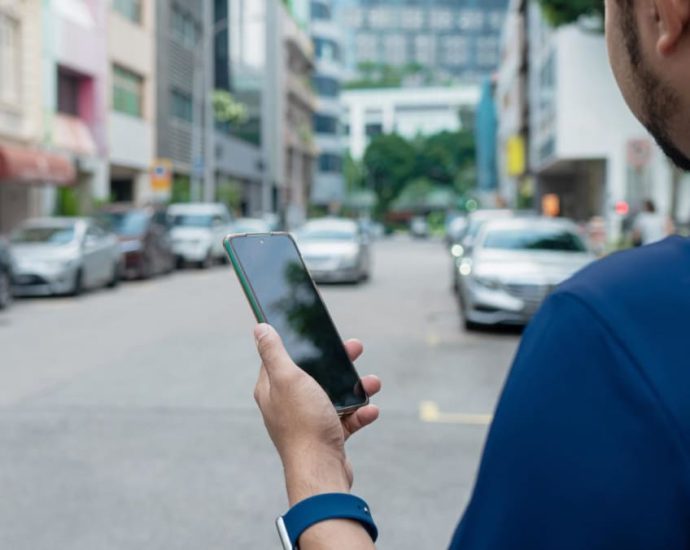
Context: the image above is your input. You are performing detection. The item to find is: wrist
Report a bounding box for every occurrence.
[283,449,351,506]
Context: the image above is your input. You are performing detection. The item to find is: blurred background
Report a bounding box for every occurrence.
[0,0,687,548]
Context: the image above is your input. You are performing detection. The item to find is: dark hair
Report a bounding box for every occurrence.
[643,199,656,213]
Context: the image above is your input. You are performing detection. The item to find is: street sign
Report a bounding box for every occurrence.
[627,138,652,169]
[151,159,173,193]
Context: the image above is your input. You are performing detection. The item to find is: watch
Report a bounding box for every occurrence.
[276,493,378,549]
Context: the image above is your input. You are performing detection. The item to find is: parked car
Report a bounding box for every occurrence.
[11,217,122,297]
[231,217,272,234]
[97,205,175,279]
[295,218,372,284]
[456,217,594,329]
[0,237,14,309]
[167,203,234,268]
[451,209,514,293]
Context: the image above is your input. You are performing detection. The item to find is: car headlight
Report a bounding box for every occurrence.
[458,259,472,277]
[451,244,464,258]
[473,276,502,291]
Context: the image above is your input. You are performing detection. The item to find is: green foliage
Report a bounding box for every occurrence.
[216,179,243,213]
[363,134,416,216]
[55,187,81,216]
[171,176,191,203]
[361,129,477,218]
[539,0,604,26]
[213,90,248,125]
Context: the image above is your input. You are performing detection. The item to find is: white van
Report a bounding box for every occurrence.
[167,203,234,268]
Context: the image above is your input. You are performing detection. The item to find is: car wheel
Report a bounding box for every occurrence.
[197,251,212,269]
[464,318,481,331]
[69,269,83,296]
[0,270,12,310]
[139,256,153,279]
[107,262,120,288]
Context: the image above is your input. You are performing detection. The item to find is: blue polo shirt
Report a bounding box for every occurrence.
[450,236,690,549]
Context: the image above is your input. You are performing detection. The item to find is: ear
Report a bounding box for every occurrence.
[655,0,690,55]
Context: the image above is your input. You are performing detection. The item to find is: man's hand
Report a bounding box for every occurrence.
[253,323,381,505]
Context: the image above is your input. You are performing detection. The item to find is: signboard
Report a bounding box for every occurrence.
[626,138,652,169]
[151,159,172,193]
[506,135,526,177]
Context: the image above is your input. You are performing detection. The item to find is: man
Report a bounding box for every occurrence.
[251,1,690,548]
[633,199,673,245]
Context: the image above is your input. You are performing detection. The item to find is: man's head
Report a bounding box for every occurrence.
[605,0,690,170]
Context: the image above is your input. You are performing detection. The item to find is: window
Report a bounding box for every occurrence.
[170,88,193,122]
[365,123,383,137]
[383,34,406,65]
[429,9,453,30]
[113,0,142,24]
[413,35,436,64]
[113,65,143,117]
[318,153,342,173]
[310,2,331,21]
[476,36,499,67]
[313,75,340,98]
[314,38,341,63]
[172,5,199,48]
[314,114,338,134]
[458,9,484,31]
[442,36,469,66]
[368,7,394,29]
[399,8,424,30]
[57,67,83,116]
[0,13,20,104]
[355,34,378,61]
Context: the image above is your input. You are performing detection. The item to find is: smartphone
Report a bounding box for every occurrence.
[224,232,368,414]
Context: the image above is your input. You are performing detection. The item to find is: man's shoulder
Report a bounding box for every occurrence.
[558,236,690,313]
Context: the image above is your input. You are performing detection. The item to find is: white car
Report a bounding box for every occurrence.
[457,217,594,329]
[167,203,234,268]
[11,217,122,296]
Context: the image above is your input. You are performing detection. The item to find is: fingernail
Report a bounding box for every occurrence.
[254,323,270,342]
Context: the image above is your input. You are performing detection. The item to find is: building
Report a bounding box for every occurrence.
[155,0,209,202]
[341,86,480,159]
[42,0,109,215]
[337,0,509,86]
[310,0,346,207]
[107,0,157,204]
[213,0,264,216]
[281,3,318,228]
[0,0,75,234]
[495,0,529,207]
[495,2,690,236]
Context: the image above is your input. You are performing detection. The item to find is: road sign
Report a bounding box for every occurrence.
[151,159,172,193]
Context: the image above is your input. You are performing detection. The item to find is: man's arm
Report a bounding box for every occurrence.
[450,292,690,549]
[253,324,380,550]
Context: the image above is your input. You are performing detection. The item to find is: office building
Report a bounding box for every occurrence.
[337,0,509,85]
[341,86,479,159]
[310,0,346,207]
[107,0,157,203]
[0,0,75,233]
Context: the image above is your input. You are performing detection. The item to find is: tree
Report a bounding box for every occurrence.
[538,0,604,26]
[414,130,476,187]
[363,134,416,216]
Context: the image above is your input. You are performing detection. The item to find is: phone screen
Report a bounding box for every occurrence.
[228,233,367,411]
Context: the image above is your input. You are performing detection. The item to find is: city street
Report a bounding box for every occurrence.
[0,237,520,549]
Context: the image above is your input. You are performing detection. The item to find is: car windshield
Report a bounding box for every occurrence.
[171,214,214,228]
[11,225,76,245]
[483,228,587,252]
[298,227,356,241]
[100,211,149,236]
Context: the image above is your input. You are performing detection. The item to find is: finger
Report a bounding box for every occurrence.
[343,405,380,440]
[253,364,270,407]
[360,375,381,398]
[344,339,364,362]
[254,324,294,380]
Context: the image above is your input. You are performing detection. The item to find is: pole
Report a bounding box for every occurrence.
[203,0,215,203]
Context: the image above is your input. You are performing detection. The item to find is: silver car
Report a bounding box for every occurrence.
[295,218,372,284]
[11,217,122,296]
[457,217,594,329]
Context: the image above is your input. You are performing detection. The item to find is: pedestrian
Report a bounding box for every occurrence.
[632,198,674,245]
[250,1,690,548]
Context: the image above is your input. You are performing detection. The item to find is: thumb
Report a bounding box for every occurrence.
[254,324,293,378]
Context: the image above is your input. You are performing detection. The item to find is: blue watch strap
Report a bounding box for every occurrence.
[279,493,378,548]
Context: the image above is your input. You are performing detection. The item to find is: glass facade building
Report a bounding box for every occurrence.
[338,0,509,84]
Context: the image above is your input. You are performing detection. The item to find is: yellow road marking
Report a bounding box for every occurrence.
[419,401,493,426]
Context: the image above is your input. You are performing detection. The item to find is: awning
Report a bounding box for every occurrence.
[0,144,76,185]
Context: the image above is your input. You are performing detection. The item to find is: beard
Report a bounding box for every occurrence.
[620,4,690,171]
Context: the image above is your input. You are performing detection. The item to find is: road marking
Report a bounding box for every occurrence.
[419,401,493,426]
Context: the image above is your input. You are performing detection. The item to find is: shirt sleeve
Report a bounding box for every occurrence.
[449,292,690,550]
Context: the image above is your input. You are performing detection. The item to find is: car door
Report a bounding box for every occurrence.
[83,224,111,286]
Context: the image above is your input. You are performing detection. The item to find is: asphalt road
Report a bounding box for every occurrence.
[0,237,520,549]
